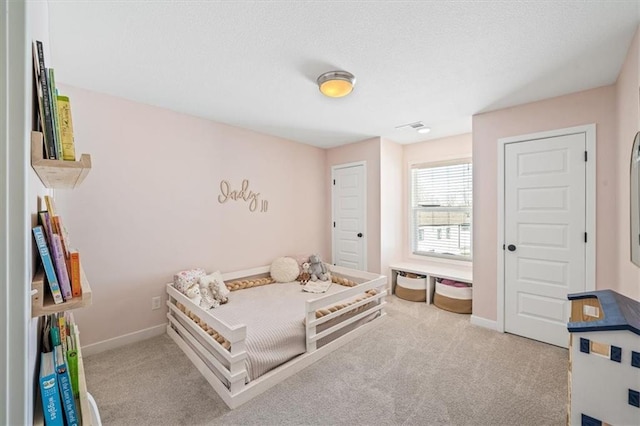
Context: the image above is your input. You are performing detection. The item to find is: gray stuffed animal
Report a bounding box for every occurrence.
[308,254,329,281]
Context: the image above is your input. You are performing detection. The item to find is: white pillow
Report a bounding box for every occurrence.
[206,270,230,297]
[270,257,300,283]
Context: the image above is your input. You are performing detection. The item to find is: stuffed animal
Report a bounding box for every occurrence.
[199,273,229,306]
[198,280,220,310]
[297,262,311,285]
[308,254,330,281]
[185,282,202,306]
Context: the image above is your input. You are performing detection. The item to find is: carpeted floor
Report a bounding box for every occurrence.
[84,296,568,425]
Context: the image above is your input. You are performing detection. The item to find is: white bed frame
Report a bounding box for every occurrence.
[165,265,387,409]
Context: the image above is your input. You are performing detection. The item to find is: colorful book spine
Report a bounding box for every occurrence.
[54,345,79,426]
[48,68,62,159]
[66,337,79,398]
[32,226,63,304]
[69,250,82,297]
[35,41,56,159]
[50,234,72,301]
[57,95,76,161]
[39,351,64,426]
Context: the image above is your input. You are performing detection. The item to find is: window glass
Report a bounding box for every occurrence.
[411,161,472,260]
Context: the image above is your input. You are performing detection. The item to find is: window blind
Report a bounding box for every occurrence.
[411,161,472,260]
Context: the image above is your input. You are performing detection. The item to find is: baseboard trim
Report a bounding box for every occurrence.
[81,323,167,357]
[470,315,498,331]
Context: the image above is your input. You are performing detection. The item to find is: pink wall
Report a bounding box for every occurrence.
[54,85,328,346]
[380,138,403,279]
[402,133,473,263]
[472,85,618,322]
[616,27,640,298]
[326,138,381,273]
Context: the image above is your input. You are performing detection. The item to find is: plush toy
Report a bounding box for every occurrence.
[308,254,330,281]
[199,272,229,307]
[198,280,220,310]
[297,262,311,285]
[185,282,202,306]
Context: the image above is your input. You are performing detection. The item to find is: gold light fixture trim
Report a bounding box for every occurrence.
[317,70,356,98]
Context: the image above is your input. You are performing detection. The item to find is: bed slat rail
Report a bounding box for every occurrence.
[310,289,388,327]
[306,275,386,311]
[166,284,247,344]
[308,300,386,344]
[166,313,248,386]
[221,266,271,282]
[166,302,247,364]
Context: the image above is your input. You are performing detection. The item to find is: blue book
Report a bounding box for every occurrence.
[33,226,64,304]
[39,351,64,426]
[54,344,78,426]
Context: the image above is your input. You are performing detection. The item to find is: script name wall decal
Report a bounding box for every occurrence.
[218,179,268,212]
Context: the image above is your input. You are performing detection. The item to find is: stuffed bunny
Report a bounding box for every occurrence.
[308,254,329,281]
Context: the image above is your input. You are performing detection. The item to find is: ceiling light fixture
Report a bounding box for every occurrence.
[317,70,356,98]
[417,127,431,134]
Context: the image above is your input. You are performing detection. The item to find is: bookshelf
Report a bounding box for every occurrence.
[31,131,91,189]
[31,265,92,318]
[33,324,93,426]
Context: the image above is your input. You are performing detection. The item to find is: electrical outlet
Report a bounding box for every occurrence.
[152,296,161,310]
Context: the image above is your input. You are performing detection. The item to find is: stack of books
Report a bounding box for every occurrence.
[39,312,81,426]
[33,195,82,304]
[32,39,76,161]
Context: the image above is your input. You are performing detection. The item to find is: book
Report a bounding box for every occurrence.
[48,68,62,159]
[69,250,82,297]
[33,226,63,304]
[44,195,57,218]
[49,315,60,347]
[64,313,79,397]
[54,344,79,426]
[34,41,57,159]
[50,234,72,301]
[31,42,47,155]
[58,314,68,354]
[39,351,64,426]
[56,95,76,161]
[65,336,79,398]
[51,215,70,259]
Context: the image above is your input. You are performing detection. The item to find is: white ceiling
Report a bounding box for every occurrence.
[48,1,640,148]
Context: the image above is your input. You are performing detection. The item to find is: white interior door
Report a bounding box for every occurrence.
[332,163,366,270]
[504,133,587,348]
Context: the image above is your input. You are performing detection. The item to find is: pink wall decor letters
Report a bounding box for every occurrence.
[218,179,268,212]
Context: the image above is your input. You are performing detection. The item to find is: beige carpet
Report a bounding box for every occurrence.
[84,296,568,425]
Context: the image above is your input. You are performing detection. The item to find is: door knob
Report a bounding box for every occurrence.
[357,233,363,238]
[507,244,516,252]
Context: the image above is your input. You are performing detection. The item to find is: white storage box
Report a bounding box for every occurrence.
[396,275,427,302]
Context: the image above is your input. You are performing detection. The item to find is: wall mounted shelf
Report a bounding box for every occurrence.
[30,131,91,189]
[31,264,92,317]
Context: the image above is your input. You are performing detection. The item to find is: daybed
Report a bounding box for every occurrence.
[165,264,387,408]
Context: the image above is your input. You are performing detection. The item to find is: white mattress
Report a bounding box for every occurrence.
[210,281,348,381]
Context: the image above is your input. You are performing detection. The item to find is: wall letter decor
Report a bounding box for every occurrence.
[218,179,268,212]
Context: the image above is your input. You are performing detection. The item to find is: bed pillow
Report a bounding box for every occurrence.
[270,257,300,283]
[173,268,206,293]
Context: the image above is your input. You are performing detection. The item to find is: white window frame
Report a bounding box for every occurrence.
[409,158,472,262]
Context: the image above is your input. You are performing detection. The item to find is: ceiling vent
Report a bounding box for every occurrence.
[396,121,431,134]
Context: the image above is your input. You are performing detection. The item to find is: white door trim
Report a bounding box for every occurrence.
[496,124,596,333]
[331,161,367,270]
[2,1,31,424]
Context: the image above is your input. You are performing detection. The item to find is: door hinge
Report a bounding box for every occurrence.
[333,221,336,228]
[584,151,588,162]
[502,244,505,250]
[333,179,336,185]
[584,232,587,243]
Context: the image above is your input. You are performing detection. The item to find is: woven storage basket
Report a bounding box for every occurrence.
[433,282,472,314]
[396,275,426,302]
